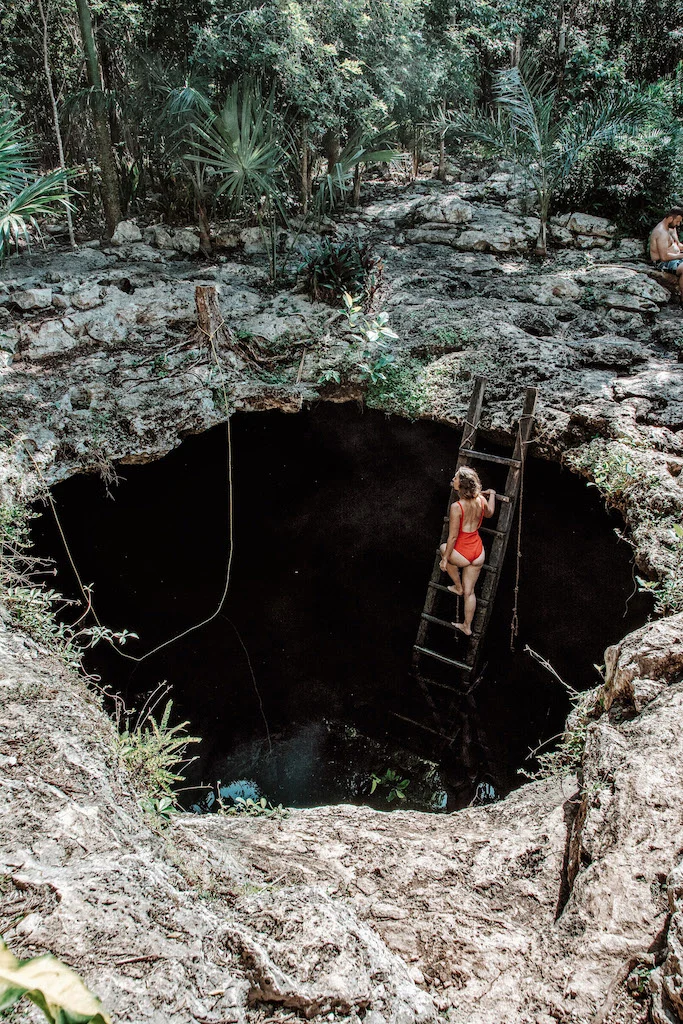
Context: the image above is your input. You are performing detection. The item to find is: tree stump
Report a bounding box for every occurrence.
[193,285,266,368]
[194,285,231,348]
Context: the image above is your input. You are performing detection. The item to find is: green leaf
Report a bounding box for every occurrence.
[0,939,111,1023]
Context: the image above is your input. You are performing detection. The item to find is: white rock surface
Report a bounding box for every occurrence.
[20,319,81,360]
[13,287,52,310]
[111,219,143,245]
[2,612,682,1023]
[172,227,201,254]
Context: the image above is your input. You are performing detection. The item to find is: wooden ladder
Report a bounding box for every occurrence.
[408,377,538,729]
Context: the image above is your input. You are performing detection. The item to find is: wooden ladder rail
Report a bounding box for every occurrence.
[412,375,486,667]
[411,380,537,699]
[463,385,538,675]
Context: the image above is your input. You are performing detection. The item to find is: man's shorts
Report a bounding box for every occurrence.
[654,259,683,272]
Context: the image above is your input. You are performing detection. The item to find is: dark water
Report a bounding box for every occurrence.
[30,404,651,809]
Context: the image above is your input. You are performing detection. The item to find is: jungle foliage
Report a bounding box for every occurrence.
[0,0,682,236]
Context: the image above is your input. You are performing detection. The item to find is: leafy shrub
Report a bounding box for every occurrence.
[0,502,136,669]
[115,692,200,808]
[369,768,410,802]
[555,135,683,237]
[365,357,427,419]
[298,238,382,307]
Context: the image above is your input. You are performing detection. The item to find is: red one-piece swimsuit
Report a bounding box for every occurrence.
[453,496,486,562]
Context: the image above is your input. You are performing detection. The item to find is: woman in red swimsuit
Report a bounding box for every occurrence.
[439,466,496,636]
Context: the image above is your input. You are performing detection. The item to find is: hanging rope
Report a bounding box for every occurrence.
[509,414,533,652]
[0,305,236,666]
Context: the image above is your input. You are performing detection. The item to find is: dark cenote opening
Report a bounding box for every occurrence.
[30,403,651,810]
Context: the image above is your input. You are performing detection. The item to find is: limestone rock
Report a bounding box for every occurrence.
[86,313,129,345]
[567,334,646,369]
[574,233,611,249]
[617,238,646,259]
[603,613,683,712]
[171,227,201,255]
[13,287,52,310]
[20,319,81,360]
[599,289,660,312]
[0,328,19,353]
[72,285,103,311]
[143,224,174,249]
[549,224,574,246]
[526,275,582,305]
[567,212,616,238]
[575,266,670,306]
[650,863,683,1024]
[111,219,143,245]
[411,195,474,225]
[226,889,433,1020]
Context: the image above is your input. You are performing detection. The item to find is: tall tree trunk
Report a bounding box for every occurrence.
[197,200,212,256]
[437,97,447,182]
[74,0,121,236]
[300,120,309,215]
[536,194,549,256]
[37,0,76,249]
[352,163,362,207]
[322,129,341,174]
[512,33,522,67]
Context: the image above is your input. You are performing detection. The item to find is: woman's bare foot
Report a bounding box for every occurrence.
[452,622,472,636]
[447,582,463,596]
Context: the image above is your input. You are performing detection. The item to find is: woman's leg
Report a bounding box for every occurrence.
[440,543,470,594]
[453,553,484,636]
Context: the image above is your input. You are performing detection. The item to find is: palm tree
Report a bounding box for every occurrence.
[185,82,288,278]
[162,83,215,254]
[0,111,72,261]
[452,66,658,255]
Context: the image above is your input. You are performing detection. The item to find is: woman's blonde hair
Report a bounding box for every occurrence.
[456,466,481,499]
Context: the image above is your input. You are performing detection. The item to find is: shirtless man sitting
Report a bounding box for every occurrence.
[650,207,683,298]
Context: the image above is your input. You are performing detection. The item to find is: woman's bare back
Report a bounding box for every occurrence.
[454,495,486,532]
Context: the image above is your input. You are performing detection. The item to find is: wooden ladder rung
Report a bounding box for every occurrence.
[388,712,455,741]
[460,448,521,468]
[480,526,507,537]
[415,672,466,695]
[413,645,473,671]
[427,582,489,605]
[420,678,467,694]
[420,612,481,639]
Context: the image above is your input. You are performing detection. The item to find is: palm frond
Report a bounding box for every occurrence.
[493,64,556,160]
[183,81,285,212]
[0,112,34,193]
[554,92,664,180]
[164,84,214,123]
[0,169,71,259]
[446,108,512,158]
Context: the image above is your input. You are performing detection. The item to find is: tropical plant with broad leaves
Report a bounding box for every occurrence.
[450,65,661,254]
[314,126,397,221]
[0,938,111,1023]
[370,768,410,803]
[184,80,289,277]
[298,237,383,306]
[0,110,72,260]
